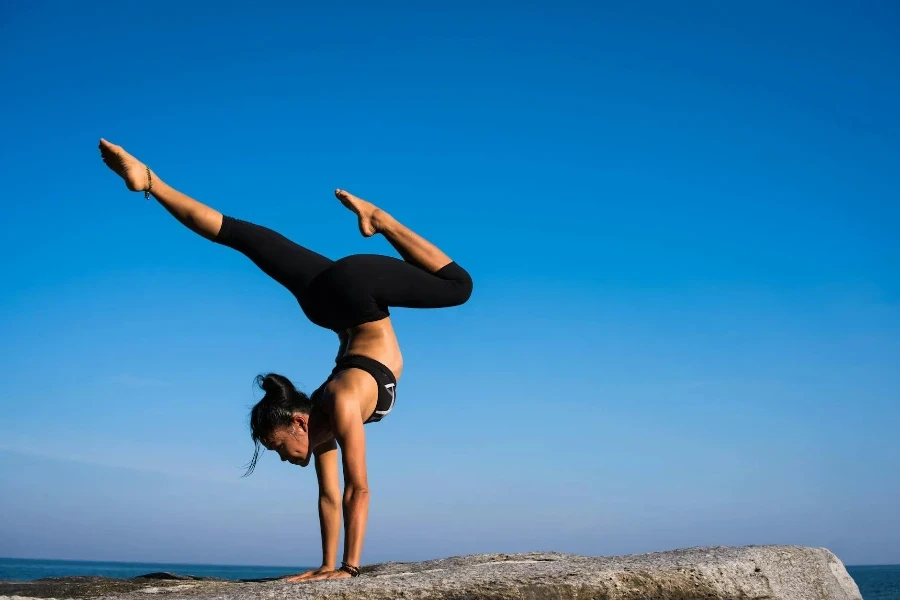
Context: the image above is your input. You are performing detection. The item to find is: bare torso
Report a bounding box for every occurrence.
[309,317,403,440]
[342,318,404,380]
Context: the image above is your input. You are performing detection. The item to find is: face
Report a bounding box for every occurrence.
[264,413,311,467]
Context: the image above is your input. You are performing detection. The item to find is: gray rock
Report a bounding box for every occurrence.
[0,545,862,600]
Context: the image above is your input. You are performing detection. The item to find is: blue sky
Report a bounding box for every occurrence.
[1,0,898,568]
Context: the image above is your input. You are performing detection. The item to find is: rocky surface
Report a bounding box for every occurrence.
[0,545,862,600]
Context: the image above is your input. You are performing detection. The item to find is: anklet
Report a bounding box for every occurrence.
[340,562,360,577]
[144,166,153,200]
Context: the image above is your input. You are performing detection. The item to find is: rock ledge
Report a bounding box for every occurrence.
[0,545,862,600]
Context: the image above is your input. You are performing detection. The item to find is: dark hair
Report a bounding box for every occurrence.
[242,373,313,477]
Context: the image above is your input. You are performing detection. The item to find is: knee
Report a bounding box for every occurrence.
[212,215,237,246]
[436,262,472,306]
[451,268,473,306]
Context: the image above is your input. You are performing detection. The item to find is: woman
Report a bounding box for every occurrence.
[98,139,473,582]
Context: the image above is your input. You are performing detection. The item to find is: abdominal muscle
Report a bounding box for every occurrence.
[342,317,404,381]
[313,318,403,438]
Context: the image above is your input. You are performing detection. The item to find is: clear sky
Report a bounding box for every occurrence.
[1,0,898,568]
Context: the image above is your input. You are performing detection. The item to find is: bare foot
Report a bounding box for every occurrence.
[98,138,151,193]
[334,189,387,237]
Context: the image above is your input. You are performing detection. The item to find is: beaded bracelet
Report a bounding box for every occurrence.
[144,166,153,200]
[340,562,360,577]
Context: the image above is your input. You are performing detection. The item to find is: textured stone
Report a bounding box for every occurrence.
[0,545,862,600]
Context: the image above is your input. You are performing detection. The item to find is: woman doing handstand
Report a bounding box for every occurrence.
[98,139,473,582]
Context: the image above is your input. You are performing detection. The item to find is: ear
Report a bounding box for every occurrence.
[292,412,310,433]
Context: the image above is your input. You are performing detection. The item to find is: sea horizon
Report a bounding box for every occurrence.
[0,556,314,583]
[1,555,307,570]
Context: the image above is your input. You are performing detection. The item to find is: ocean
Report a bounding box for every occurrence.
[0,558,897,598]
[849,566,900,600]
[0,557,313,582]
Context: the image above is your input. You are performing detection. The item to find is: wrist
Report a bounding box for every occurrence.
[339,561,360,577]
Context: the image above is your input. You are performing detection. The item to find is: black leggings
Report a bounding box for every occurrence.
[214,216,473,331]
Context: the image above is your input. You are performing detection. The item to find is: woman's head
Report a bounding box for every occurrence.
[244,373,314,476]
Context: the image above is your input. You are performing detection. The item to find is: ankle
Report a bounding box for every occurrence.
[371,208,393,234]
[145,172,167,197]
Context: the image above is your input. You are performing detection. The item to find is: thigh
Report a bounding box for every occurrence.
[216,216,334,298]
[329,254,458,309]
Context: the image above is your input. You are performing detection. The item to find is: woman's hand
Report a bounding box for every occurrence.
[298,568,353,582]
[280,566,336,582]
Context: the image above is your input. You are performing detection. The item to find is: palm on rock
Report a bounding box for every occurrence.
[281,566,334,582]
[300,569,352,582]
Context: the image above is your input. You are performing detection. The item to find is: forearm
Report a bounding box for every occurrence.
[342,485,370,566]
[318,496,341,568]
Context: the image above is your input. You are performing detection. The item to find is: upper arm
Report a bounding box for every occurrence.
[329,385,368,491]
[313,439,340,500]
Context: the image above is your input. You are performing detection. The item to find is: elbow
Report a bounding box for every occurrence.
[343,485,370,504]
[319,493,341,508]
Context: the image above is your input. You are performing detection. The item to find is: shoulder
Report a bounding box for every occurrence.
[319,370,378,431]
[325,368,378,403]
